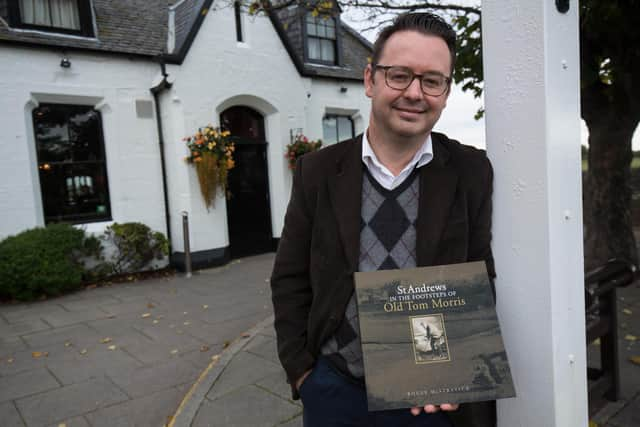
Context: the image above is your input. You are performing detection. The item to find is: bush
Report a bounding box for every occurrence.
[102,222,169,274]
[0,224,102,301]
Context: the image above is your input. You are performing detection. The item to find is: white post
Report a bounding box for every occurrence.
[482,1,588,426]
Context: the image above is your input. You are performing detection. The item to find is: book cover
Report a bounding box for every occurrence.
[354,261,516,411]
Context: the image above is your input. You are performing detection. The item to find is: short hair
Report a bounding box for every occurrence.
[371,12,457,76]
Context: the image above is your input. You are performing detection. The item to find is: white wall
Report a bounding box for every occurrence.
[0,46,167,241]
[162,9,370,251]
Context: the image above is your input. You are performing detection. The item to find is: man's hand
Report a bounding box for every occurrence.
[295,369,313,391]
[410,403,459,416]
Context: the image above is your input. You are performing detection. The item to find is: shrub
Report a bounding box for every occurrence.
[102,222,169,274]
[0,224,102,301]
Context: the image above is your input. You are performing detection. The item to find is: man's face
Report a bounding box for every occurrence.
[365,31,451,142]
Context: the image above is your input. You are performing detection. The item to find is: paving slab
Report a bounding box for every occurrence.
[45,415,90,427]
[15,376,129,426]
[193,385,301,427]
[21,323,98,348]
[40,307,111,328]
[0,401,26,427]
[0,304,67,324]
[46,345,142,385]
[607,393,640,427]
[205,350,283,401]
[0,335,27,359]
[85,386,186,427]
[0,342,77,377]
[110,357,201,399]
[244,334,280,364]
[0,367,60,403]
[256,371,300,405]
[0,319,52,338]
[58,294,122,312]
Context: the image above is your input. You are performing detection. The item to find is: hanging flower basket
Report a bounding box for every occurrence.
[183,125,235,210]
[285,134,322,170]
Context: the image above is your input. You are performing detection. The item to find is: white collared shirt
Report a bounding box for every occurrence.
[361,131,434,190]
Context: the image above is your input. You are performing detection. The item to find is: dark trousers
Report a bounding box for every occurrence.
[299,357,454,427]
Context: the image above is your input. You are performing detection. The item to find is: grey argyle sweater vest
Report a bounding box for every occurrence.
[320,167,419,380]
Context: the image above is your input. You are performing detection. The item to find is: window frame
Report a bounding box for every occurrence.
[322,114,355,145]
[303,13,341,66]
[8,0,95,37]
[32,103,112,225]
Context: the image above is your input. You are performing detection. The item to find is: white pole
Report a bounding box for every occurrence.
[482,1,588,426]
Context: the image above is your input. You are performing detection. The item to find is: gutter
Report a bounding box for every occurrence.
[150,59,174,258]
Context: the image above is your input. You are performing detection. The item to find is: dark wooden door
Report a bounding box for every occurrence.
[221,106,273,258]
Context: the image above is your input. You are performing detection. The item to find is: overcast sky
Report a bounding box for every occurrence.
[341,9,640,151]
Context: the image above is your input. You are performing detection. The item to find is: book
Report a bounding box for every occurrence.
[354,261,516,411]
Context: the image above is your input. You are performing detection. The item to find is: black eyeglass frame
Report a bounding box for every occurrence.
[373,65,452,97]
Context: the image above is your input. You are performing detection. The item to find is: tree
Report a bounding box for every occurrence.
[248,0,640,269]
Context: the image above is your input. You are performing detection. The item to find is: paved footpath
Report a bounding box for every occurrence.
[0,253,275,427]
[1,252,638,426]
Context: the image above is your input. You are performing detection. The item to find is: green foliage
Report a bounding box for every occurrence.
[102,223,169,274]
[0,224,102,301]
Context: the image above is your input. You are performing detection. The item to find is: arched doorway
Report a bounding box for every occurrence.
[221,106,274,258]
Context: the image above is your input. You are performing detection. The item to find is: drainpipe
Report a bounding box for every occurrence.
[150,59,174,261]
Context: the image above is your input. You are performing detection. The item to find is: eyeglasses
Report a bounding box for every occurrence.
[374,65,451,97]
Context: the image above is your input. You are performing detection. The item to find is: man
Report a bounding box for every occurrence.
[271,12,495,427]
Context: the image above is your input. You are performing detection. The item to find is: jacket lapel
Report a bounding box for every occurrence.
[416,134,459,266]
[328,136,363,272]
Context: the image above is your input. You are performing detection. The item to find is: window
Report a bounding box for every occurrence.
[32,104,111,224]
[306,13,337,64]
[9,0,94,37]
[322,115,354,144]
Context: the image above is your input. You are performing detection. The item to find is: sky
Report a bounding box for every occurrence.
[341,8,640,151]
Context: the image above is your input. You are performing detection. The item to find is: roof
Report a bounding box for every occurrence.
[0,0,168,57]
[0,0,371,81]
[269,6,372,81]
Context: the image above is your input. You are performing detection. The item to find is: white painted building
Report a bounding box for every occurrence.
[0,0,372,268]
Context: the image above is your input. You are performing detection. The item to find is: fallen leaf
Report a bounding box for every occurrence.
[183,311,188,315]
[108,345,117,351]
[202,305,209,309]
[7,358,14,363]
[170,349,179,355]
[85,284,97,290]
[211,354,220,362]
[100,337,112,344]
[200,345,210,352]
[183,321,191,326]
[147,303,155,308]
[107,314,116,319]
[176,329,183,334]
[127,275,134,281]
[32,351,48,359]
[59,423,68,427]
[264,279,270,283]
[223,341,230,349]
[623,308,633,315]
[241,332,250,338]
[152,320,159,324]
[593,338,601,346]
[624,335,637,342]
[141,313,151,318]
[630,356,640,365]
[80,349,88,355]
[64,341,72,347]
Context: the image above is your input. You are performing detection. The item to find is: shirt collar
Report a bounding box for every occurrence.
[361,131,434,177]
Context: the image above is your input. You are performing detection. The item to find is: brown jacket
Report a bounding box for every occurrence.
[271,133,496,427]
